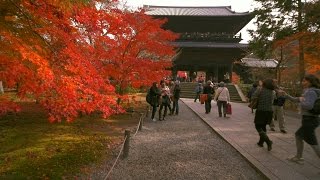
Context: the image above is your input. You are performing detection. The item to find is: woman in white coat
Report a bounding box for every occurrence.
[214,82,230,117]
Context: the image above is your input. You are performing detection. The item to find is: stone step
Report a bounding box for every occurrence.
[179,82,244,102]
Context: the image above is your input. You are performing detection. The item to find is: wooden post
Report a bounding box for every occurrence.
[123,130,130,158]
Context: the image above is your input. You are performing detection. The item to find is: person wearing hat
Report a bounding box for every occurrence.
[203,80,215,114]
[214,81,230,117]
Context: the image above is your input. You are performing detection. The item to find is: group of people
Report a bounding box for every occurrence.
[147,74,320,165]
[194,81,231,118]
[148,80,181,122]
[248,74,320,165]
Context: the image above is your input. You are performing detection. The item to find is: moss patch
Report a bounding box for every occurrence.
[0,94,148,179]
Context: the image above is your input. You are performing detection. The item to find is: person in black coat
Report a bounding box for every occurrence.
[149,82,160,121]
[203,80,215,114]
[252,79,276,151]
[172,81,181,115]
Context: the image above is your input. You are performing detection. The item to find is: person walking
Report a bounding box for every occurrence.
[286,74,320,164]
[149,82,161,122]
[269,88,287,133]
[159,81,171,121]
[172,81,181,115]
[203,80,215,114]
[214,81,230,118]
[247,82,258,113]
[194,83,203,102]
[252,79,276,151]
[168,80,175,115]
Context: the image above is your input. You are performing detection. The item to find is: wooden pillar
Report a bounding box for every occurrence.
[215,65,219,82]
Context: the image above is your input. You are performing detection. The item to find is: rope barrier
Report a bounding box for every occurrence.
[132,114,144,137]
[103,136,127,180]
[103,112,145,179]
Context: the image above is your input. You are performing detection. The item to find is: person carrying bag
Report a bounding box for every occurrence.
[203,81,214,114]
[214,81,230,118]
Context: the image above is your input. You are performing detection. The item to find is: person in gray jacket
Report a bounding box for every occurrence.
[286,74,320,164]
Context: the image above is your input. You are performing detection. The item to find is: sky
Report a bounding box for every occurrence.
[124,0,257,43]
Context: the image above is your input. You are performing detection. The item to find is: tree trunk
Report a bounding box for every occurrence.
[277,46,283,86]
[298,0,305,82]
[0,81,4,94]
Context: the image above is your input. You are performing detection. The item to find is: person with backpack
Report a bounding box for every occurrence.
[148,82,161,122]
[285,74,320,164]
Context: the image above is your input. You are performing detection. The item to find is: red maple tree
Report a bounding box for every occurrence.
[0,0,177,122]
[273,31,320,85]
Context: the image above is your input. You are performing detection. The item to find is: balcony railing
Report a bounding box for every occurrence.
[178,32,242,42]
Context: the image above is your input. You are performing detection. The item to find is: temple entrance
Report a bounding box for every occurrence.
[146,6,253,84]
[175,64,231,83]
[205,64,231,83]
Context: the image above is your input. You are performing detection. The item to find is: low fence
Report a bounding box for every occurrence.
[103,106,150,180]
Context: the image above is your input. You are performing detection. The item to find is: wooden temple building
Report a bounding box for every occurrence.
[145,5,254,83]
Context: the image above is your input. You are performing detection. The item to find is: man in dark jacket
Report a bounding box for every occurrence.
[172,81,181,115]
[203,80,215,114]
[149,82,160,121]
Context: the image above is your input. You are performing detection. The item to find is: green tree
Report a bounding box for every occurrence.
[249,0,307,81]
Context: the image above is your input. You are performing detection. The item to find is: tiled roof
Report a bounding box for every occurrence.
[144,5,251,16]
[172,41,249,48]
[241,58,278,68]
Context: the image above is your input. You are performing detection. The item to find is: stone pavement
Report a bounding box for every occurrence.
[181,98,320,180]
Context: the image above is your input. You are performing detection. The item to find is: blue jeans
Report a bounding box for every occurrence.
[194,92,200,102]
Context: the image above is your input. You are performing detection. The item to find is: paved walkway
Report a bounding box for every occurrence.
[181,98,320,180]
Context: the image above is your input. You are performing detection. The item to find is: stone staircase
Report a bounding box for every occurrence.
[179,82,197,99]
[226,84,243,102]
[179,82,244,103]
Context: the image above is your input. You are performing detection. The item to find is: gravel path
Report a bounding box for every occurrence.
[108,101,266,180]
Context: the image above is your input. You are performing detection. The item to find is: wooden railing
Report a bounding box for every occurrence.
[178,32,242,42]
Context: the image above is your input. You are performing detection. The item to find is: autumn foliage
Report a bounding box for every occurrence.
[0,0,177,122]
[231,72,240,84]
[273,31,320,82]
